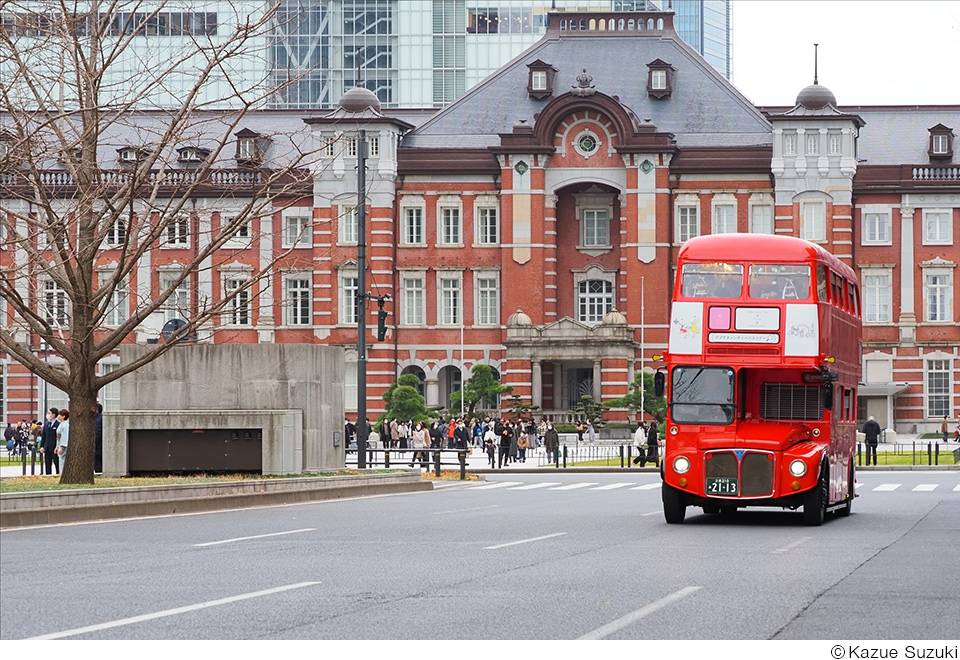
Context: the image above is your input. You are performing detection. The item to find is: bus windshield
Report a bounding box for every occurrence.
[681,263,743,298]
[671,366,736,425]
[748,264,811,300]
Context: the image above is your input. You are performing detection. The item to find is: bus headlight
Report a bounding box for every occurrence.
[673,456,691,474]
[789,459,807,477]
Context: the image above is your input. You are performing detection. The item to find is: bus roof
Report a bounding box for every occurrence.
[677,234,857,281]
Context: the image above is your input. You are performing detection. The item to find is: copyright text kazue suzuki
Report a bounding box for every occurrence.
[831,646,959,659]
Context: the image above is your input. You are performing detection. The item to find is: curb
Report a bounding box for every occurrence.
[0,471,431,528]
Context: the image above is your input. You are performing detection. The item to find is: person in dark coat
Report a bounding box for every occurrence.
[498,420,513,468]
[344,418,356,447]
[862,416,881,466]
[544,422,560,464]
[640,422,660,467]
[39,408,60,475]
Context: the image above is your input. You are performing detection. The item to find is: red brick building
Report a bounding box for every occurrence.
[2,10,957,433]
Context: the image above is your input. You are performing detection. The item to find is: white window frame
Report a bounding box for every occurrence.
[165,215,190,248]
[577,279,614,325]
[676,204,699,243]
[237,137,256,161]
[339,205,358,245]
[284,273,312,326]
[749,203,773,234]
[922,209,952,245]
[41,278,69,327]
[531,70,548,91]
[282,211,311,248]
[805,132,819,155]
[159,270,190,322]
[783,132,797,156]
[99,272,128,327]
[861,206,892,245]
[99,362,122,412]
[400,201,425,246]
[712,199,737,234]
[367,135,380,157]
[581,208,610,247]
[650,69,667,90]
[438,204,462,246]
[474,271,499,327]
[925,358,952,419]
[922,268,953,323]
[800,201,826,242]
[932,134,949,155]
[223,214,252,249]
[862,268,892,324]
[105,218,127,247]
[222,275,252,327]
[401,272,425,326]
[437,272,462,326]
[339,269,359,326]
[344,361,358,411]
[828,132,842,156]
[475,205,499,245]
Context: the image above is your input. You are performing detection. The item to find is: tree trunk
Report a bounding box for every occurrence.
[59,386,97,485]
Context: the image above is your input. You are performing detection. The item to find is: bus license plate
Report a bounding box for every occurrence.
[706,477,738,495]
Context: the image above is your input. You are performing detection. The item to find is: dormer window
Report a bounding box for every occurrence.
[928,124,954,161]
[646,59,675,99]
[177,146,210,164]
[526,59,557,100]
[234,128,269,166]
[117,147,149,165]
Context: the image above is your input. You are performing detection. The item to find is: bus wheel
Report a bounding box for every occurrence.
[662,483,687,524]
[803,465,828,526]
[837,461,854,518]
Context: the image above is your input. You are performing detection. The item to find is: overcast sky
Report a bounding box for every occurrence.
[730,0,960,107]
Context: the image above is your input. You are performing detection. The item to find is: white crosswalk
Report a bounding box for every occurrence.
[458,479,960,494]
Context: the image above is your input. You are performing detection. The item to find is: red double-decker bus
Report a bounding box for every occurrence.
[655,234,861,525]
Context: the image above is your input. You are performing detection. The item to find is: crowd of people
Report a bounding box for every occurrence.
[3,403,103,475]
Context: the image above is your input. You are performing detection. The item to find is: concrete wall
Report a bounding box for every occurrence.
[104,409,303,476]
[119,344,345,471]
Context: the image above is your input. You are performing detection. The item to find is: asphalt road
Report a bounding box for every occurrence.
[1,471,958,640]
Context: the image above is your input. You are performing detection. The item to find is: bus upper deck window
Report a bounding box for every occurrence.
[748,265,810,299]
[682,263,743,298]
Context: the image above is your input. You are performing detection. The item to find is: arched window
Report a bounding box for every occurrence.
[401,365,427,399]
[577,280,614,324]
[439,365,463,412]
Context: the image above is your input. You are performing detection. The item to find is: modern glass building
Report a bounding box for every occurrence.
[268,0,731,109]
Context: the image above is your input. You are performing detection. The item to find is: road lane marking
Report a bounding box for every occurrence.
[954,484,960,492]
[433,505,499,515]
[590,483,635,490]
[629,483,661,490]
[508,482,562,490]
[913,484,938,491]
[194,528,316,547]
[548,483,598,490]
[578,586,703,640]
[28,582,322,640]
[468,481,524,490]
[641,510,661,517]
[874,484,901,491]
[484,532,566,550]
[772,536,812,554]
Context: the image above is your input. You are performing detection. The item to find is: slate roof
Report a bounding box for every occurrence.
[403,23,773,150]
[844,107,960,165]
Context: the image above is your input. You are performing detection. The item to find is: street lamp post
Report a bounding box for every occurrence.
[356,129,368,469]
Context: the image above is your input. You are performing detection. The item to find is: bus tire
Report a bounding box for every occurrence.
[662,483,687,524]
[803,464,828,526]
[837,460,854,518]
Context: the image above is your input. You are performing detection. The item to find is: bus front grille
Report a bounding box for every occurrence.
[741,452,775,497]
[704,452,737,479]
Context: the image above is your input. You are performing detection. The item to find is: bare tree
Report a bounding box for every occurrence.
[0,0,323,483]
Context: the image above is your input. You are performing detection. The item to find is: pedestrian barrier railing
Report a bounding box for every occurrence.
[345,447,472,480]
[536,443,660,468]
[857,442,959,467]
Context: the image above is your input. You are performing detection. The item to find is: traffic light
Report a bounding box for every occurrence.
[376,307,388,341]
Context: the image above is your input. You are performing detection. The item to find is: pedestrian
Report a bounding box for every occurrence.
[955,420,960,442]
[390,417,400,449]
[429,420,443,449]
[484,426,497,468]
[454,419,470,451]
[498,420,512,468]
[380,417,393,448]
[472,419,484,448]
[632,421,647,465]
[544,421,559,464]
[862,415,881,466]
[39,408,60,475]
[55,409,70,470]
[517,432,528,463]
[3,422,14,455]
[587,420,596,444]
[576,419,584,444]
[410,422,428,469]
[640,421,659,468]
[92,403,103,473]
[941,416,950,444]
[508,421,519,462]
[344,417,356,447]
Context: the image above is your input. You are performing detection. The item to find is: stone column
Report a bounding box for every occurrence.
[531,359,542,408]
[593,360,602,401]
[555,363,564,412]
[425,378,440,408]
[898,204,917,344]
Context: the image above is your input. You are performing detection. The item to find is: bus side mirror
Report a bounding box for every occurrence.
[822,382,834,410]
[654,371,665,398]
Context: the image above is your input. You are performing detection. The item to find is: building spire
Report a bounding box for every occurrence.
[813,43,819,85]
